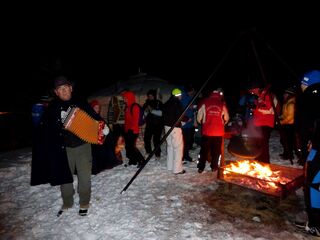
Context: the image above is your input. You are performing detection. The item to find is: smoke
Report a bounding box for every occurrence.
[241,119,263,138]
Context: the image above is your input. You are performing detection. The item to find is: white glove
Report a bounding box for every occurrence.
[151,109,162,117]
[102,125,110,136]
[61,110,68,120]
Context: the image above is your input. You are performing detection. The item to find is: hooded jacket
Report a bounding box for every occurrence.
[121,91,140,134]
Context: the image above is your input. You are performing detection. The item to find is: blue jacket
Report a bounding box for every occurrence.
[180,92,195,129]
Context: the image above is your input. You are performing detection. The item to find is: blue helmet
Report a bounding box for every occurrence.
[301,70,320,87]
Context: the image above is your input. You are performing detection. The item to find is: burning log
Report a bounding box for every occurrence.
[218,160,304,199]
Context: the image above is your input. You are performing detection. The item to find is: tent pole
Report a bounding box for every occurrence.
[250,39,268,87]
[254,30,300,83]
[251,39,281,125]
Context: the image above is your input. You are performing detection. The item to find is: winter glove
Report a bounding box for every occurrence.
[61,110,68,120]
[102,124,110,136]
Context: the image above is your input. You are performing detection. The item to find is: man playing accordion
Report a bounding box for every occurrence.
[31,76,109,217]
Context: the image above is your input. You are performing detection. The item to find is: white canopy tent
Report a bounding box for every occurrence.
[88,72,178,124]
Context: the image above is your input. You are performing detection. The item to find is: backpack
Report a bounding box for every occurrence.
[130,103,146,126]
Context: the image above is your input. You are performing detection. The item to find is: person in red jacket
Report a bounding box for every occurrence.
[197,89,229,173]
[251,86,279,163]
[121,90,145,166]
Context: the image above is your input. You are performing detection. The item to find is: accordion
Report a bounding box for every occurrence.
[62,107,105,145]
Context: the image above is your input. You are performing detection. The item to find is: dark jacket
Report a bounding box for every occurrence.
[91,131,122,175]
[181,91,196,129]
[143,99,164,127]
[31,97,101,186]
[163,96,185,128]
[296,83,320,137]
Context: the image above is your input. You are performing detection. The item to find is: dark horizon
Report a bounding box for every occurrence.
[2,24,320,112]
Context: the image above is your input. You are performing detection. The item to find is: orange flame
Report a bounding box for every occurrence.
[224,160,291,189]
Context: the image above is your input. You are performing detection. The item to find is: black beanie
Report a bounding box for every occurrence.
[147,89,157,98]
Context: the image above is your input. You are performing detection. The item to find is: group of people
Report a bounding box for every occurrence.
[29,78,201,217]
[28,75,270,216]
[236,70,320,236]
[236,83,280,163]
[30,70,319,236]
[155,85,230,175]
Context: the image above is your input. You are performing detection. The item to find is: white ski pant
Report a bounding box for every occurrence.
[165,126,183,174]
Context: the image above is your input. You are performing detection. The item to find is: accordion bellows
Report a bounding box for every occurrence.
[62,107,105,145]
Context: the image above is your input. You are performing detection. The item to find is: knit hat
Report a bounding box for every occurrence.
[147,89,157,98]
[53,76,72,88]
[90,100,99,108]
[301,70,320,87]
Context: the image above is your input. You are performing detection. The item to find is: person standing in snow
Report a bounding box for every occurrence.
[143,89,164,160]
[278,86,297,163]
[251,85,279,163]
[295,70,320,166]
[296,118,320,237]
[180,85,197,162]
[162,88,187,174]
[107,95,126,161]
[295,70,320,237]
[31,76,110,217]
[196,89,229,173]
[120,90,145,167]
[90,100,123,174]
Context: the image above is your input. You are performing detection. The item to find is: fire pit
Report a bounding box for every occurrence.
[218,160,304,199]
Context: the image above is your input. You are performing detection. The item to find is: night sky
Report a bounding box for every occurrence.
[2,10,320,111]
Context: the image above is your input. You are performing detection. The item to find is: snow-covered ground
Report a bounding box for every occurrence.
[0,130,315,239]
